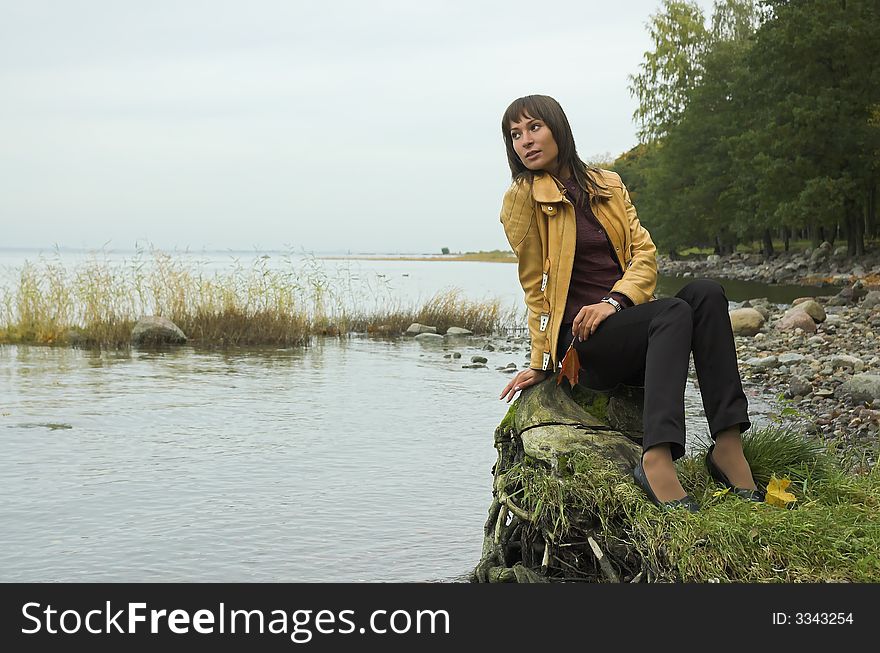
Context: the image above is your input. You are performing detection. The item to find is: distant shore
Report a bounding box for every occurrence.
[319,251,517,263]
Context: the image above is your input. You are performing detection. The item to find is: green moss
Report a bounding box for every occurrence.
[498,400,518,432]
[570,385,610,421]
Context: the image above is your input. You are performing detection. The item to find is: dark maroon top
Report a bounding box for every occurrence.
[560,177,632,325]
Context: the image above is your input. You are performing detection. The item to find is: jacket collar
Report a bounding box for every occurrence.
[532,170,614,203]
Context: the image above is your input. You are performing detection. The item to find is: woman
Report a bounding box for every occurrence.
[497,95,763,511]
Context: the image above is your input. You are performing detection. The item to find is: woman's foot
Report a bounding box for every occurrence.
[709,428,757,490]
[641,444,688,502]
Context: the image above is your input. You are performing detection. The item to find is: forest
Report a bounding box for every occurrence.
[613,0,879,258]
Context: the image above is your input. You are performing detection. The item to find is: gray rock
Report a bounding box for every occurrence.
[863,291,880,309]
[706,254,721,264]
[131,316,187,346]
[810,242,832,264]
[830,354,863,370]
[729,308,765,336]
[462,363,487,369]
[452,352,462,359]
[836,374,880,403]
[445,326,473,336]
[406,323,437,335]
[779,353,807,365]
[745,356,779,369]
[832,245,848,259]
[414,333,444,343]
[471,355,488,364]
[788,376,813,397]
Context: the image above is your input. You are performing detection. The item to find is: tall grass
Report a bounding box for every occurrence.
[0,247,520,348]
[505,426,880,581]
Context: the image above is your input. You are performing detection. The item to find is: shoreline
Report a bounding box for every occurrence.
[319,253,517,263]
[320,246,880,289]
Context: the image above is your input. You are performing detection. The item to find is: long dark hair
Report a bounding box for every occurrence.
[501,95,602,198]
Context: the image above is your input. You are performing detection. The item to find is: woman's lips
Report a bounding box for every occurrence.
[525,150,541,160]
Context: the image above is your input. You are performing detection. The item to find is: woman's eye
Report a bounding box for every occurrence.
[530,123,541,131]
[511,132,520,140]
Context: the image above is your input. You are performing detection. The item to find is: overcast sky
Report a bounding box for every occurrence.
[1,0,715,254]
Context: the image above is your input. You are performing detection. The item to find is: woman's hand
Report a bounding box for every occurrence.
[572,302,616,342]
[499,368,548,403]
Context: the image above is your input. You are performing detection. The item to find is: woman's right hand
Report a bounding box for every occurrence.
[499,368,549,403]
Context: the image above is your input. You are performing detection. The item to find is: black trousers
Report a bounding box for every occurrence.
[556,279,750,461]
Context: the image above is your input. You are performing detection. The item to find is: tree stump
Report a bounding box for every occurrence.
[473,376,645,583]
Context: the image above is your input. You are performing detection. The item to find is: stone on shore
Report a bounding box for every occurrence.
[445,326,473,336]
[863,291,880,309]
[414,332,444,344]
[130,316,187,346]
[788,376,813,398]
[785,300,826,323]
[836,374,880,404]
[744,355,779,369]
[774,310,818,333]
[406,323,437,335]
[729,308,765,336]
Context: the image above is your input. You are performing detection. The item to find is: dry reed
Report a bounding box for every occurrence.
[0,247,519,348]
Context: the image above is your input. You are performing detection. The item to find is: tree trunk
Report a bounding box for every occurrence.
[473,378,644,583]
[762,229,774,258]
[845,200,865,256]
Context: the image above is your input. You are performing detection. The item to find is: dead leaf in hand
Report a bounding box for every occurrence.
[557,346,580,387]
[765,475,797,508]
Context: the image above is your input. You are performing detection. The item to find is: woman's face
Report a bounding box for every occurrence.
[509,113,561,175]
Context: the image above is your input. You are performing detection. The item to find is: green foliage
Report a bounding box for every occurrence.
[629,0,710,142]
[623,0,880,256]
[441,247,450,255]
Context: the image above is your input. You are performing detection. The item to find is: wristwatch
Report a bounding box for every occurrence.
[600,295,622,313]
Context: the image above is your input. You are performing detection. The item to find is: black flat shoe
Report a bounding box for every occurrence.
[706,444,766,502]
[633,459,700,512]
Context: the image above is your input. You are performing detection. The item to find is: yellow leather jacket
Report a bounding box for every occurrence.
[500,168,657,371]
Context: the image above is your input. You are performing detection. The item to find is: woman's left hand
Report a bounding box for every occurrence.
[572,302,617,342]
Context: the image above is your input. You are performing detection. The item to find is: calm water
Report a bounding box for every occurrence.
[1,337,779,582]
[0,249,803,581]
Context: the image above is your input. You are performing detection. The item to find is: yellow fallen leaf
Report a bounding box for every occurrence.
[712,487,730,498]
[765,475,797,508]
